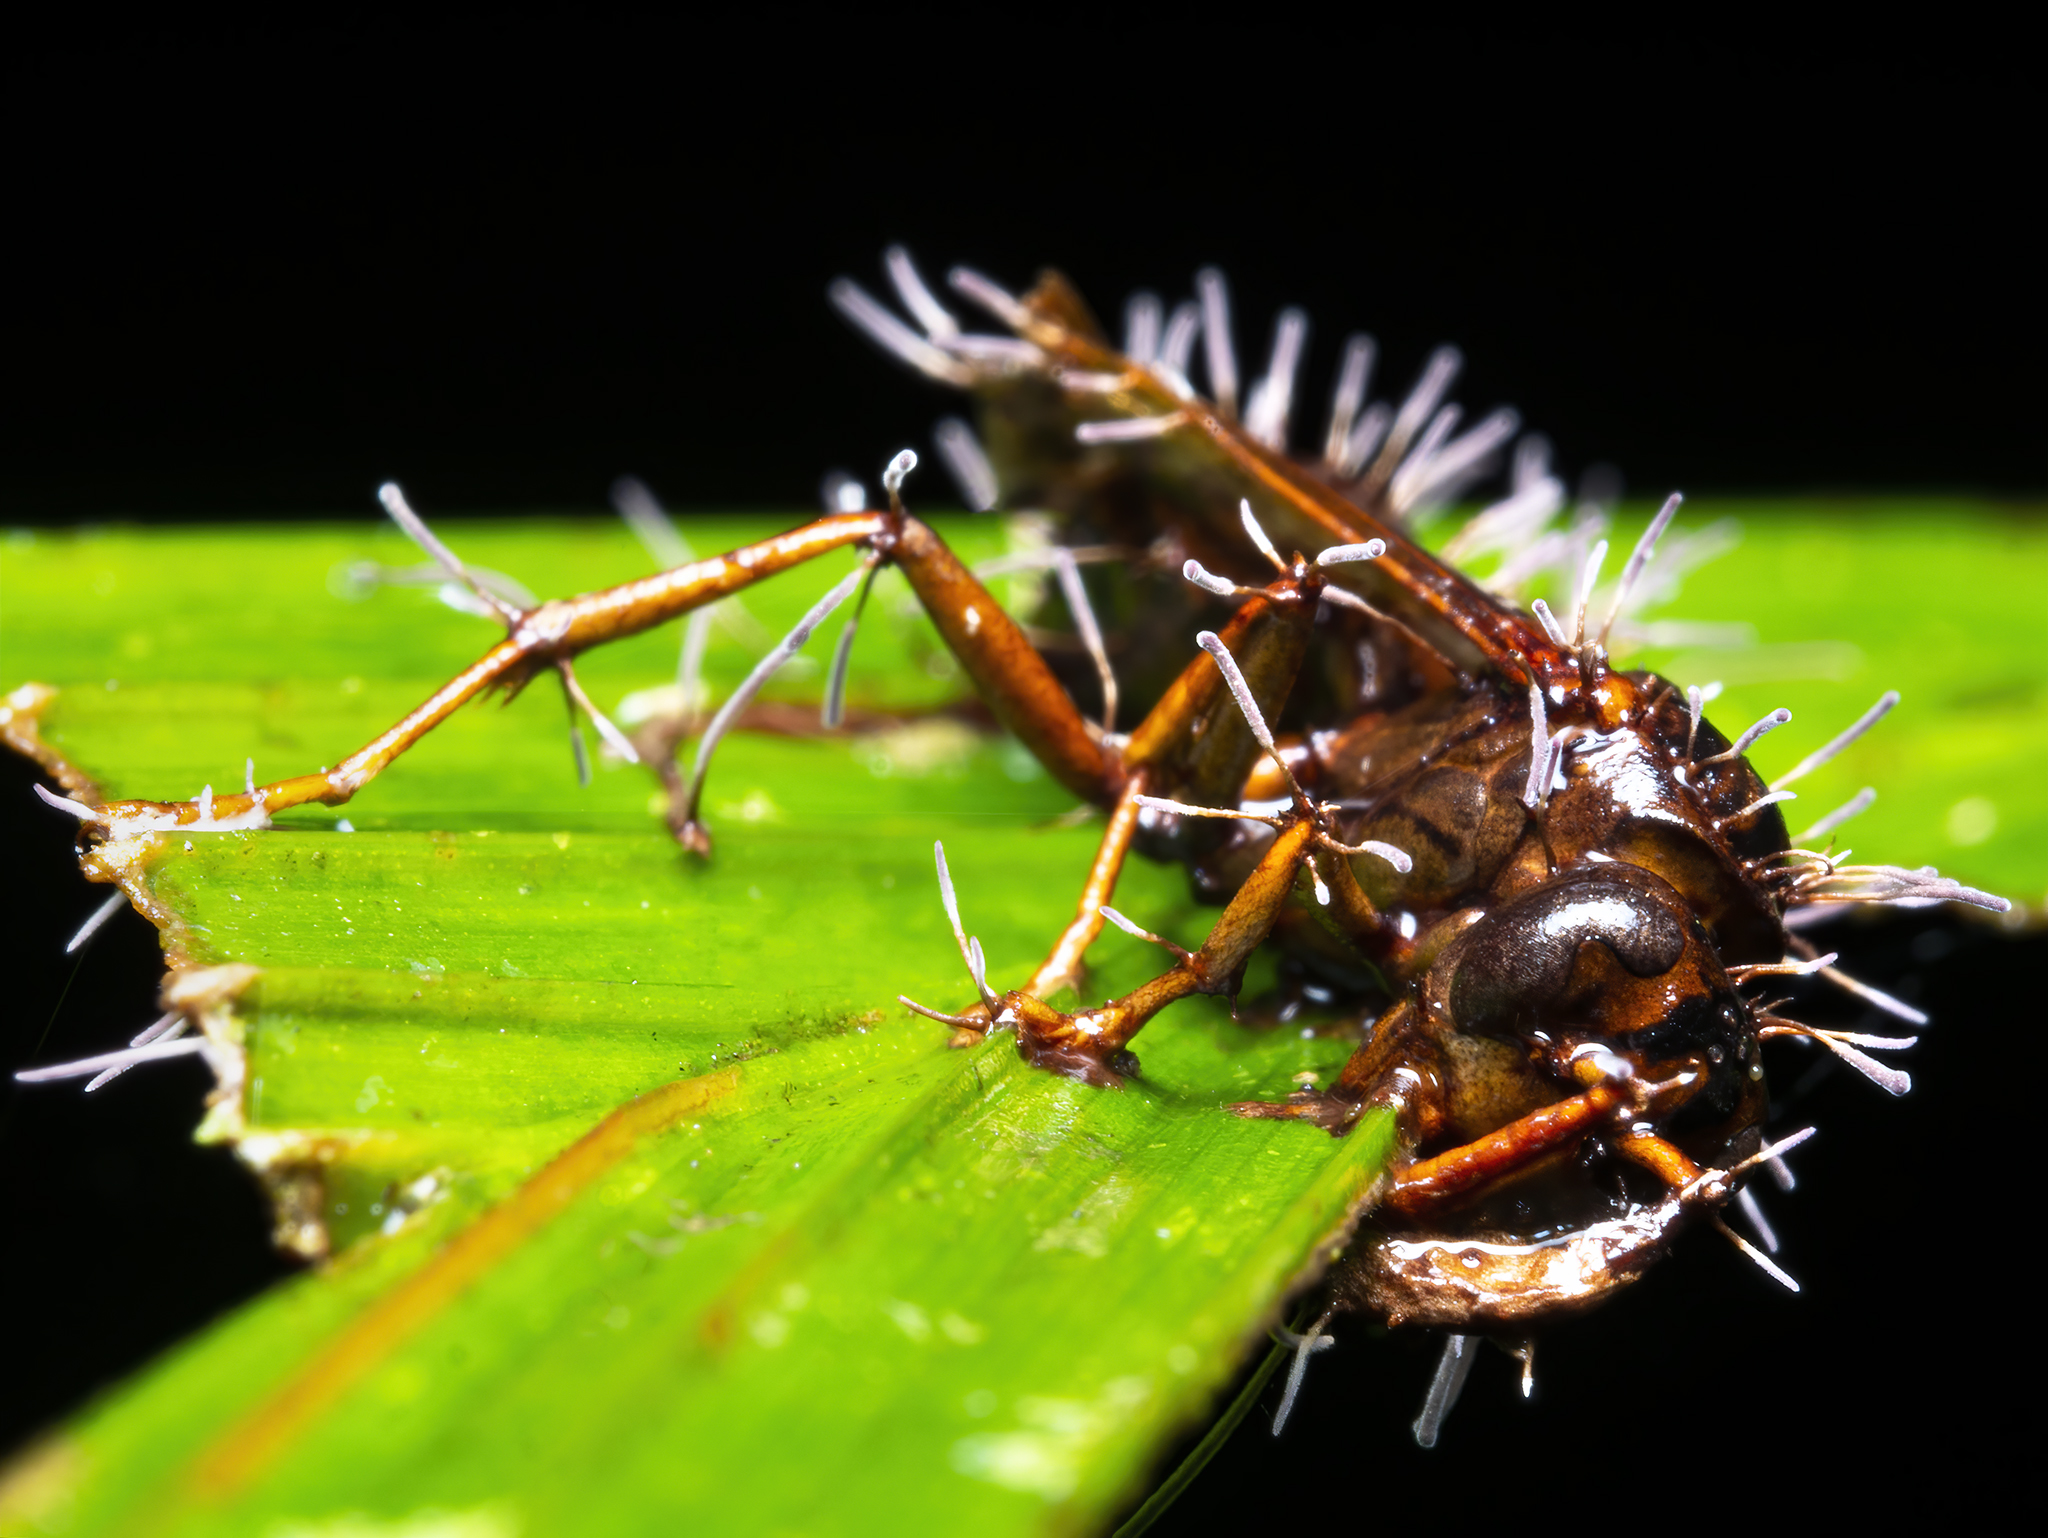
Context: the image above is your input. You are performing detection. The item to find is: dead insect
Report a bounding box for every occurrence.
[18,250,2009,1442]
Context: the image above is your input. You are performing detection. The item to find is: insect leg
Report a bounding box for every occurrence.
[990,819,1319,1086]
[70,511,893,838]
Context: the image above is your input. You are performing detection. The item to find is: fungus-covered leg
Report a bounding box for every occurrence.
[68,502,1125,846]
[989,818,1320,1087]
[945,574,1324,1041]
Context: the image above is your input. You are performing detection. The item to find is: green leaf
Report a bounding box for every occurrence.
[0,501,2039,1535]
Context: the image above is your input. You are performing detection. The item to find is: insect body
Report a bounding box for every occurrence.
[20,250,2009,1437]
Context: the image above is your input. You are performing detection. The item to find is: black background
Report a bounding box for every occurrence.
[2,20,2038,1532]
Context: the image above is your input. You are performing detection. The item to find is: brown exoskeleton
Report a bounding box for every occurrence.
[23,250,2009,1441]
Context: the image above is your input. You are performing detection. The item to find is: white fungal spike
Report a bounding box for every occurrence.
[1793,786,1876,846]
[15,1034,212,1085]
[882,449,919,498]
[1133,793,1284,825]
[945,266,1032,330]
[65,890,127,955]
[1097,905,1151,941]
[829,278,975,386]
[1075,413,1188,444]
[883,245,958,339]
[197,785,214,822]
[821,563,882,731]
[379,483,523,626]
[1710,1215,1801,1292]
[1530,599,1569,649]
[1196,631,1276,755]
[1522,679,1550,810]
[1051,547,1117,735]
[1314,540,1386,567]
[1792,864,2009,913]
[1813,954,1929,1026]
[244,758,256,795]
[1379,347,1463,472]
[1412,1333,1477,1449]
[1702,707,1793,765]
[1735,1187,1780,1254]
[1195,267,1238,416]
[611,476,692,569]
[1359,841,1412,874]
[931,840,998,1009]
[933,418,999,512]
[1570,538,1609,646]
[1159,301,1200,378]
[1123,291,1163,362]
[1182,559,1247,598]
[1393,408,1520,517]
[1243,307,1308,449]
[556,662,640,766]
[1239,500,1286,571]
[86,1010,188,1091]
[1728,789,1798,823]
[1334,401,1393,480]
[1322,334,1376,469]
[1271,1320,1336,1436]
[680,562,872,833]
[33,782,102,823]
[1096,905,1188,958]
[819,471,868,515]
[1775,691,1900,787]
[1686,685,1706,762]
[1601,492,1683,643]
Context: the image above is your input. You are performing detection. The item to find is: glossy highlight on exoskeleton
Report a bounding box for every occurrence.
[20,248,2010,1444]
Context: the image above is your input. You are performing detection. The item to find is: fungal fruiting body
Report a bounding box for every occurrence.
[13,251,2010,1442]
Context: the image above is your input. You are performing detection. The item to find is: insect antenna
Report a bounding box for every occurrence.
[1269,1309,1337,1436]
[1195,267,1239,417]
[1411,1333,1478,1448]
[932,418,999,513]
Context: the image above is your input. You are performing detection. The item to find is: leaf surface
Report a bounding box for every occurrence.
[0,502,2038,1535]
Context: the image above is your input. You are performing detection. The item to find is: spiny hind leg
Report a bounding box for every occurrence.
[905,818,1323,1088]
